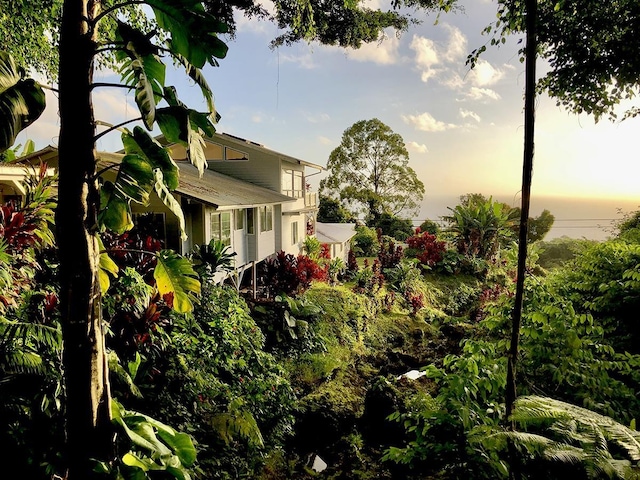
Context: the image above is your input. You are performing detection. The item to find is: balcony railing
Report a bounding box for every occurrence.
[305,191,318,207]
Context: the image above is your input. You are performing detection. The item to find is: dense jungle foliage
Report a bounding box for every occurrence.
[2,181,640,479]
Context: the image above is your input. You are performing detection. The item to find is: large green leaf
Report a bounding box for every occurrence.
[148,0,229,68]
[123,127,179,190]
[0,52,46,152]
[157,88,216,175]
[97,153,158,233]
[153,169,187,240]
[113,154,156,204]
[175,54,216,113]
[154,249,200,313]
[115,22,166,130]
[98,181,134,234]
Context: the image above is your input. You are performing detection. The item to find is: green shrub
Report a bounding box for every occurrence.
[352,226,379,257]
[135,284,296,479]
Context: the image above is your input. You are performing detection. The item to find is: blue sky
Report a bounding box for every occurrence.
[18,0,640,237]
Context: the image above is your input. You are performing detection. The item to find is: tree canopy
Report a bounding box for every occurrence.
[471,0,640,121]
[0,0,457,82]
[320,118,425,224]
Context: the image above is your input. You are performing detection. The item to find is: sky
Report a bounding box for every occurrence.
[16,0,640,240]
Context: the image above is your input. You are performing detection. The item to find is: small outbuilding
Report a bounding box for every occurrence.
[315,222,357,262]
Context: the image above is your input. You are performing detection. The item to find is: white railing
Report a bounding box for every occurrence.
[305,191,318,207]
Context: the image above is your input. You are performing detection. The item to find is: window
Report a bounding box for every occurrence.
[235,209,244,230]
[291,221,299,245]
[207,143,224,162]
[207,142,248,162]
[282,169,304,198]
[226,147,248,161]
[247,208,254,234]
[211,211,231,245]
[260,205,273,232]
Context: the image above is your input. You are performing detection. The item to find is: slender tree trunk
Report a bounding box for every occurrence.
[58,1,112,478]
[506,0,538,428]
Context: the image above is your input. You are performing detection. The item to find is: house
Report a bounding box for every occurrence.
[315,222,357,263]
[12,132,325,289]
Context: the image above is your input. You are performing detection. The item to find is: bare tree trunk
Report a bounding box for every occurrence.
[58,1,112,478]
[506,0,538,429]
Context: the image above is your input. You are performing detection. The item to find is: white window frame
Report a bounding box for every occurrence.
[260,205,273,233]
[210,211,232,246]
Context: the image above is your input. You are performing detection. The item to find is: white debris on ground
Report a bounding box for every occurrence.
[311,454,328,472]
[397,369,426,380]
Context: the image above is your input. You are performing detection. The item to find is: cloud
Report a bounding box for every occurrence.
[94,89,138,124]
[234,0,276,34]
[345,30,401,65]
[279,51,318,69]
[410,35,440,82]
[251,112,270,123]
[465,87,501,101]
[318,136,333,145]
[402,112,457,132]
[305,112,331,123]
[409,24,505,103]
[407,141,429,153]
[442,24,467,62]
[466,58,505,87]
[459,108,481,122]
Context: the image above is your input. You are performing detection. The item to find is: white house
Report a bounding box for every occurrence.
[13,133,325,290]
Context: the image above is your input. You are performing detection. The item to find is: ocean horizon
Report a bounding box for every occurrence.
[416,194,640,242]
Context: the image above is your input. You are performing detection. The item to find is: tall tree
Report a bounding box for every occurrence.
[320,118,425,224]
[317,195,355,223]
[0,1,458,478]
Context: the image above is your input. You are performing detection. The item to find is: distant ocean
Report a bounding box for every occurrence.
[416,194,640,242]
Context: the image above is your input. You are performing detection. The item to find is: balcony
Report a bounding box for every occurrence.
[305,191,318,207]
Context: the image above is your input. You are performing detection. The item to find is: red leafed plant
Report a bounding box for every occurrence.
[406,230,447,267]
[263,250,327,297]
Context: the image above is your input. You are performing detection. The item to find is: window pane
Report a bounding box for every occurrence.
[235,209,244,230]
[293,171,303,198]
[226,147,248,160]
[208,143,224,161]
[221,212,231,245]
[211,213,221,242]
[266,205,273,231]
[282,169,293,196]
[247,208,254,234]
[291,221,298,245]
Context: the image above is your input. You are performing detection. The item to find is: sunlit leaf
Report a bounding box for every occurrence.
[154,249,200,313]
[97,235,119,293]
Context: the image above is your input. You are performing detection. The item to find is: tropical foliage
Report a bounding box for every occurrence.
[443,195,513,260]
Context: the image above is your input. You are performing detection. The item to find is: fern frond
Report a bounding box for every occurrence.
[0,348,43,374]
[209,398,264,448]
[508,396,640,479]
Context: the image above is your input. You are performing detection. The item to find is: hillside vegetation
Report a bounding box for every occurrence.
[2,184,640,479]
